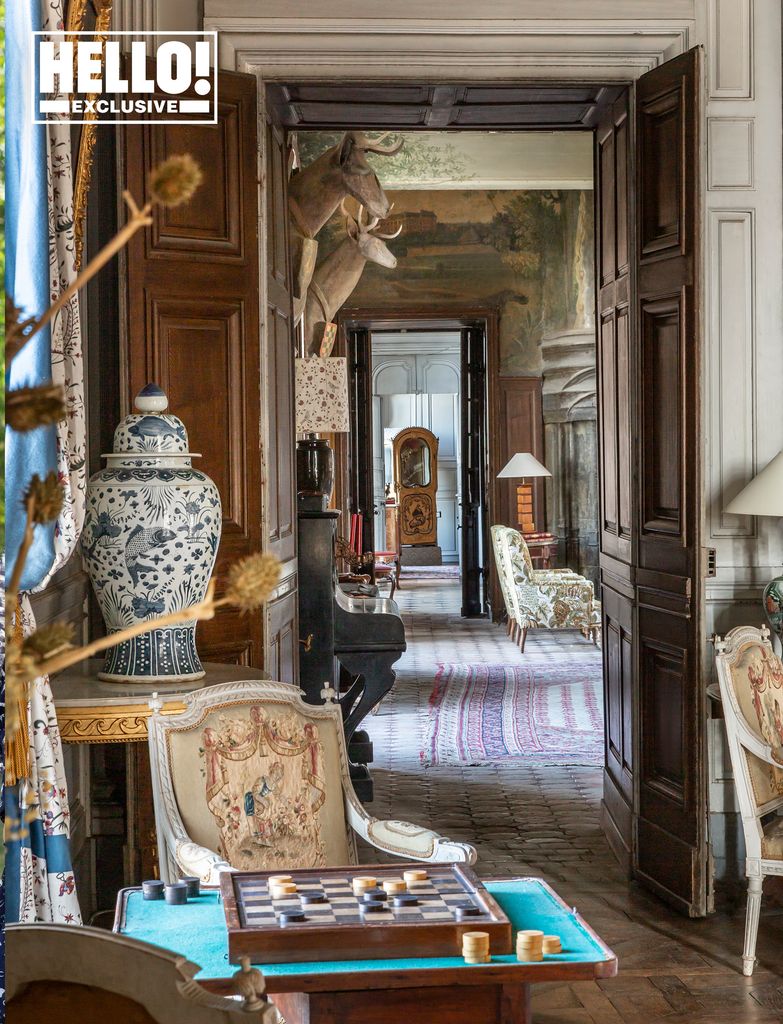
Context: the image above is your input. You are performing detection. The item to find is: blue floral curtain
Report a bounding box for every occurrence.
[4,0,82,926]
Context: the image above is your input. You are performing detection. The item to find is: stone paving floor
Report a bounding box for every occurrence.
[361,578,608,878]
[358,578,783,1023]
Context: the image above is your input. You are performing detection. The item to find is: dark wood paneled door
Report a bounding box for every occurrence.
[460,325,488,618]
[633,48,705,916]
[264,115,299,683]
[597,49,705,916]
[595,87,636,874]
[347,327,376,561]
[123,70,263,667]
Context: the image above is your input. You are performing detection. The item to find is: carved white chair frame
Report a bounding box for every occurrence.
[6,923,279,1022]
[714,625,783,976]
[148,679,476,885]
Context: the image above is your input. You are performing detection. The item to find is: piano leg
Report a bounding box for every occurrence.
[336,652,399,801]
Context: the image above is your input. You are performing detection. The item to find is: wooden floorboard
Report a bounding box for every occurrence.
[360,580,783,1023]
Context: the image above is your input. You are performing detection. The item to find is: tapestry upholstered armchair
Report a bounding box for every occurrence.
[148,680,476,885]
[714,625,783,976]
[491,525,601,652]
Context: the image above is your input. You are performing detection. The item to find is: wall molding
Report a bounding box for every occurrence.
[204,19,693,80]
[707,117,755,190]
[707,209,757,541]
[708,0,754,99]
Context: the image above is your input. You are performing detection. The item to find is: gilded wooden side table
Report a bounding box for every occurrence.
[54,660,268,885]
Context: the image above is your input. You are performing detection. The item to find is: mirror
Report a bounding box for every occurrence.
[399,437,431,488]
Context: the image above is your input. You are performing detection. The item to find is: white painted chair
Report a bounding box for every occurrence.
[713,625,783,975]
[6,922,279,1022]
[148,679,476,885]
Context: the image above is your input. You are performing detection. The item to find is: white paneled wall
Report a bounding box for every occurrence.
[701,0,783,652]
[372,335,461,563]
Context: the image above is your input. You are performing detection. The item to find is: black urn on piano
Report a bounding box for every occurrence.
[296,434,334,510]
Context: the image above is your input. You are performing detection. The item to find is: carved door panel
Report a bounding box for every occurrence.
[264,115,299,682]
[633,48,706,916]
[123,69,262,667]
[595,88,636,871]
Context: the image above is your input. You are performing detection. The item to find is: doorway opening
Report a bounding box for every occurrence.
[346,315,492,618]
[272,60,705,916]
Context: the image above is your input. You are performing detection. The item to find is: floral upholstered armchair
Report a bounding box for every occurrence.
[148,680,476,885]
[491,525,601,652]
[714,625,783,976]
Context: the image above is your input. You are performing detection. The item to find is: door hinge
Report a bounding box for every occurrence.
[704,547,717,578]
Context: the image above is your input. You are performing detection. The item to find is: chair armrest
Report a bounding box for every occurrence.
[175,839,235,887]
[345,796,477,865]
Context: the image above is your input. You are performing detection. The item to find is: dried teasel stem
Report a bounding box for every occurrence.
[37,580,221,679]
[25,552,282,685]
[14,192,153,355]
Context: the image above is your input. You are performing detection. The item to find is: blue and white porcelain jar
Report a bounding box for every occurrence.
[82,384,222,682]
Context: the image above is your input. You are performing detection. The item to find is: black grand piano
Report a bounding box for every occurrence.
[297,508,406,800]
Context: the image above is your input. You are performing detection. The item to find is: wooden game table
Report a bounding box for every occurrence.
[115,877,617,1024]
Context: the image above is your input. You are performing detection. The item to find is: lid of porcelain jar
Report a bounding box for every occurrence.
[111,384,192,455]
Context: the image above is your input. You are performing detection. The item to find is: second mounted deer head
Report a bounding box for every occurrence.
[303,202,403,353]
[343,201,402,269]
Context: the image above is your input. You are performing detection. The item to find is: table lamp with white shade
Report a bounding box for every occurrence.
[497,452,552,534]
[724,450,783,642]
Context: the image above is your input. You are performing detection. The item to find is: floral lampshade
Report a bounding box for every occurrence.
[295,356,351,434]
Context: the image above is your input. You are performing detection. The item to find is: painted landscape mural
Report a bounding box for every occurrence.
[315,187,594,375]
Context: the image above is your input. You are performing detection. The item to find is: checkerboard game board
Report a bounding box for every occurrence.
[221,863,513,964]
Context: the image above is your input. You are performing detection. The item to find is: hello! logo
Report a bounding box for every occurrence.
[33,31,218,124]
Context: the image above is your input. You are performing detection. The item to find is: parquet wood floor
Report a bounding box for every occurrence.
[360,580,783,1023]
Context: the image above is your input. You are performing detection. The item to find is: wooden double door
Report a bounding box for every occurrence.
[120,47,706,915]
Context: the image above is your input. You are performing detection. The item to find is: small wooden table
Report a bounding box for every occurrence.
[115,878,617,1024]
[523,532,558,570]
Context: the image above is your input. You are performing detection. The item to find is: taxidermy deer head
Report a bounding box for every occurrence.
[289,132,403,324]
[303,202,402,353]
[289,131,403,238]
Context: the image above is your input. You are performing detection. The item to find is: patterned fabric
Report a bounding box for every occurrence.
[43,2,87,581]
[5,0,83,927]
[492,525,597,631]
[728,641,783,807]
[4,598,82,925]
[294,356,350,432]
[202,706,329,869]
[424,661,604,766]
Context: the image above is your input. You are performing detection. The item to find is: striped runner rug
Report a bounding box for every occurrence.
[423,661,604,766]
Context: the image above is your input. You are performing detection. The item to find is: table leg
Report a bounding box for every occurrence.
[271,982,531,1024]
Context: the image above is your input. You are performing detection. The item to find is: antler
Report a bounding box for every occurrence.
[341,197,359,237]
[365,202,402,239]
[373,223,403,240]
[357,204,381,233]
[361,131,405,157]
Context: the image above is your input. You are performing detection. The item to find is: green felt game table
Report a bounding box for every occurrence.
[115,877,617,1024]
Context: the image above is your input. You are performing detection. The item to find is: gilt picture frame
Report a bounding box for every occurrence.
[67,0,114,270]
